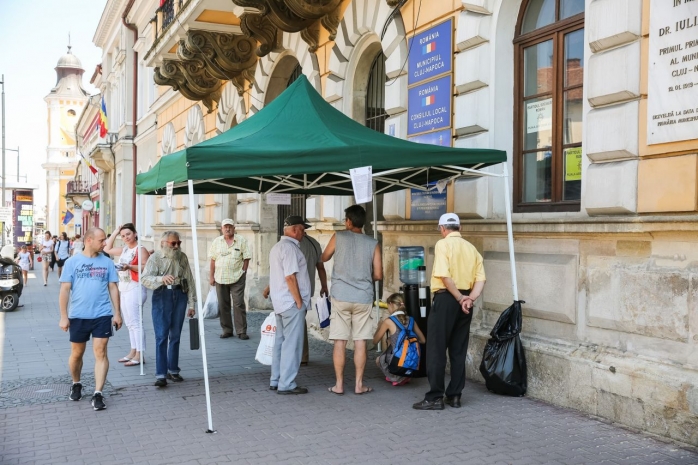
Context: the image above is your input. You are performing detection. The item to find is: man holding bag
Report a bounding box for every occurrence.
[263,217,328,365]
[267,216,312,395]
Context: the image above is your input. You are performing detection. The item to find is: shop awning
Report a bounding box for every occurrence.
[135,75,506,196]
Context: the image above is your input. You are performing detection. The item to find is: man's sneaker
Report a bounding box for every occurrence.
[69,383,82,401]
[91,393,106,411]
[167,373,184,382]
[154,378,167,387]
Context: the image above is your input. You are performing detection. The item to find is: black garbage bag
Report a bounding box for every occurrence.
[479,300,527,396]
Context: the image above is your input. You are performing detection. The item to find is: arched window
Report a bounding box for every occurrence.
[365,52,387,133]
[514,0,584,212]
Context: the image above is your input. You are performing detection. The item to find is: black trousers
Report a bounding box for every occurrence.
[425,292,472,401]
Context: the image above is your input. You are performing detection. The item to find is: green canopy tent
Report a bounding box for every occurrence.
[135,75,519,433]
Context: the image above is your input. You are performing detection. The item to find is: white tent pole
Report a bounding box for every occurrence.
[187,180,215,433]
[137,195,144,376]
[501,163,519,301]
[372,193,381,352]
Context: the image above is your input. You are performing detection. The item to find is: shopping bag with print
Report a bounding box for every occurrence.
[202,288,219,319]
[315,295,331,328]
[255,312,276,365]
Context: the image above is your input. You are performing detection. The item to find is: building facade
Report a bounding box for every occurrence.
[105,0,697,444]
[42,47,89,236]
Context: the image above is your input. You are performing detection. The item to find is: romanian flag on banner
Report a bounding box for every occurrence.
[98,97,108,138]
[79,152,98,175]
[422,95,435,106]
[422,42,436,54]
[62,210,74,225]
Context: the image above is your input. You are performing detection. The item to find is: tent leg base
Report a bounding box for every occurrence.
[205,430,217,434]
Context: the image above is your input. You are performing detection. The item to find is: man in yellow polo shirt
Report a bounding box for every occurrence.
[208,219,252,339]
[413,213,486,411]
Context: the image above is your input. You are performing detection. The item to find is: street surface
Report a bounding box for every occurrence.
[1,271,697,464]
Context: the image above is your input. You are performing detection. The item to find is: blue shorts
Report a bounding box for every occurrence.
[69,316,113,343]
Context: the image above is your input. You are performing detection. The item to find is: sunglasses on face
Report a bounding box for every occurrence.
[166,241,182,247]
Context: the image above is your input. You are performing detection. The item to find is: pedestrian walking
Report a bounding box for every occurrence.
[104,223,150,367]
[412,213,486,411]
[58,227,122,411]
[50,235,58,272]
[141,231,196,387]
[71,234,84,256]
[40,231,54,286]
[15,245,32,286]
[268,216,312,395]
[322,205,382,395]
[263,217,328,366]
[55,232,71,279]
[208,218,252,340]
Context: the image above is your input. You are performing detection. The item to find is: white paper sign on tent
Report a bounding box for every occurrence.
[166,181,174,208]
[350,166,373,204]
[435,179,448,194]
[266,193,292,205]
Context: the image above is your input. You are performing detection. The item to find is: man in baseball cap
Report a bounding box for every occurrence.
[283,216,311,229]
[208,218,252,339]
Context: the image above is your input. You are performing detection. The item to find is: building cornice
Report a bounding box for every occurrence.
[93,0,124,48]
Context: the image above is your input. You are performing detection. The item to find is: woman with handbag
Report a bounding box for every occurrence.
[40,231,55,286]
[104,223,150,366]
[55,232,71,279]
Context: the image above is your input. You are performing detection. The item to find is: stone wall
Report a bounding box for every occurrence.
[380,218,698,446]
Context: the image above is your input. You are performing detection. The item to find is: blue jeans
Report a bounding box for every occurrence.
[270,304,306,391]
[152,287,187,379]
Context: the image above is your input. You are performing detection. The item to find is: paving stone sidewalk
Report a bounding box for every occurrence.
[1,272,697,464]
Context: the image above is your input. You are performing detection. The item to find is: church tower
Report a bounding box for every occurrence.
[41,46,88,235]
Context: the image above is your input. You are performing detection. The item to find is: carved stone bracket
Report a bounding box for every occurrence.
[178,31,258,95]
[233,0,342,54]
[240,12,279,57]
[154,59,224,112]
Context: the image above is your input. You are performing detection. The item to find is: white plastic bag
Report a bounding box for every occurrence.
[255,312,277,365]
[315,296,331,328]
[202,288,219,319]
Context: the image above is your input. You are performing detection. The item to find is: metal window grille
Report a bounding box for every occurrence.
[365,53,387,133]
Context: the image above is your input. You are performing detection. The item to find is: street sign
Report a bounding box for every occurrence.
[0,207,12,223]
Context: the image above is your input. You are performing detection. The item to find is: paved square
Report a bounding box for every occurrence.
[1,274,696,464]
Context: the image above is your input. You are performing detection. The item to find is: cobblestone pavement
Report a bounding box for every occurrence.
[1,272,697,464]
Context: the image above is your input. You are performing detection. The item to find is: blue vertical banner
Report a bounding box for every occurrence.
[407,75,452,136]
[408,19,453,86]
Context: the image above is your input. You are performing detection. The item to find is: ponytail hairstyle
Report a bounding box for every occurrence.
[386,293,408,326]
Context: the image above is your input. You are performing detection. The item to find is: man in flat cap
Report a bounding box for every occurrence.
[208,218,252,339]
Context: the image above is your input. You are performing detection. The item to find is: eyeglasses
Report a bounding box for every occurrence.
[166,241,182,247]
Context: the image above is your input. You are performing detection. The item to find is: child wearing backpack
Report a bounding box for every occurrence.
[372,293,426,386]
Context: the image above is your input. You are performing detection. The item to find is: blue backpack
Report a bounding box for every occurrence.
[388,316,421,377]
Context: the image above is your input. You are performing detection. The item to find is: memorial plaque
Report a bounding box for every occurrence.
[408,129,452,147]
[647,0,698,144]
[410,187,447,221]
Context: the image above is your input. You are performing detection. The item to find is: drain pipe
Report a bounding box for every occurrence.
[123,0,138,224]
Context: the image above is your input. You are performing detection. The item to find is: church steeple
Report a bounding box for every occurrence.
[48,45,87,98]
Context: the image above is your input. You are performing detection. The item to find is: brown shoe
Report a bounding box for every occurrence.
[238,334,250,340]
[219,333,233,339]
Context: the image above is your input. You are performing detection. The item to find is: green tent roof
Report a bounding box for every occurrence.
[135,75,506,196]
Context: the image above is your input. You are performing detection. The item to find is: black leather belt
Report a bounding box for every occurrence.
[434,289,470,295]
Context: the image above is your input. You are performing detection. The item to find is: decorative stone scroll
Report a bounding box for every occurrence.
[178,31,258,95]
[154,59,224,112]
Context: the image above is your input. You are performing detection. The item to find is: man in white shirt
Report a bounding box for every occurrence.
[268,216,311,395]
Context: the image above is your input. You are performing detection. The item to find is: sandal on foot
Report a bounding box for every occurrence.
[327,387,344,396]
[355,387,374,395]
[118,357,132,363]
[124,359,143,366]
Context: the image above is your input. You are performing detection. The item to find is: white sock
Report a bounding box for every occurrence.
[94,391,102,395]
[72,381,80,385]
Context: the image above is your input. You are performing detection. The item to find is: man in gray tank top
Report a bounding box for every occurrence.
[322,205,382,395]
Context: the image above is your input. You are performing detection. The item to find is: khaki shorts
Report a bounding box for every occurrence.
[329,298,374,341]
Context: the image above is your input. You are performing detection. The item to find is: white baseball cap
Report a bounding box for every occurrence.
[438,213,460,227]
[221,218,235,227]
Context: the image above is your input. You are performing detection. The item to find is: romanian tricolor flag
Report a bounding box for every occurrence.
[98,97,108,138]
[422,95,435,107]
[422,42,436,54]
[79,152,98,175]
